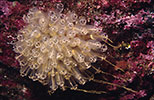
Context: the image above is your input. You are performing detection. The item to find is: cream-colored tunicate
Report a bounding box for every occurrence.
[14,6,108,93]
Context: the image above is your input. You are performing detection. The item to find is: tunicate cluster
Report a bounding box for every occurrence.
[14,4,108,92]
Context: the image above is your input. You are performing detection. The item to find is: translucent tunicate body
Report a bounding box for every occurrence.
[14,6,108,93]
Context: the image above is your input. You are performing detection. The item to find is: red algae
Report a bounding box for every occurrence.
[0,0,153,100]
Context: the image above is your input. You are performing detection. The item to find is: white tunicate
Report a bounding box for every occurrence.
[67,30,77,38]
[60,13,66,19]
[77,54,85,63]
[39,17,47,27]
[37,57,44,65]
[57,28,66,36]
[52,36,59,44]
[101,32,108,41]
[56,52,64,59]
[70,13,78,22]
[55,3,64,13]
[74,38,81,46]
[30,29,40,38]
[78,16,87,26]
[80,28,88,35]
[40,44,48,53]
[67,22,74,28]
[29,7,38,13]
[59,19,66,26]
[35,41,41,48]
[60,37,70,44]
[41,36,50,43]
[14,7,109,94]
[49,26,58,33]
[50,14,58,23]
[89,41,102,49]
[48,49,56,59]
[100,44,108,52]
[48,11,56,17]
[89,56,97,63]
[26,12,34,21]
[63,58,72,66]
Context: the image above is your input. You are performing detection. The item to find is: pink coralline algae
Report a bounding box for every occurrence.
[0,0,154,100]
[119,90,147,100]
[0,0,13,16]
[0,64,32,100]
